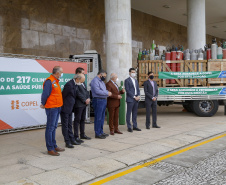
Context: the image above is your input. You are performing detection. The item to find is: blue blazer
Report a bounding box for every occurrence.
[143,80,158,103]
[125,77,140,103]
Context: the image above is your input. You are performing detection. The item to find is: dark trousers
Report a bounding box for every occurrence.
[74,106,86,138]
[45,107,61,151]
[126,100,139,129]
[145,100,157,127]
[108,106,119,132]
[92,98,107,136]
[60,112,75,144]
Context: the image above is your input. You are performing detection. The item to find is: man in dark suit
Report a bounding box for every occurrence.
[106,73,125,135]
[60,74,82,148]
[144,71,160,129]
[125,68,141,132]
[74,67,91,143]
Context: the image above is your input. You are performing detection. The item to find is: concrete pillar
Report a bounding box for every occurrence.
[105,0,132,83]
[187,0,206,49]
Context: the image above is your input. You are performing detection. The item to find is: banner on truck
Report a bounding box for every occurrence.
[159,87,226,96]
[158,71,226,79]
[0,57,87,131]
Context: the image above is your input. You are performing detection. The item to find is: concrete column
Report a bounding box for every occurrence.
[105,0,132,83]
[187,0,206,49]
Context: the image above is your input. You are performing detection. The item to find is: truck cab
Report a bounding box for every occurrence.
[69,50,102,91]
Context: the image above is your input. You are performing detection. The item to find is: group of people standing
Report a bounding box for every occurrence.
[41,66,160,156]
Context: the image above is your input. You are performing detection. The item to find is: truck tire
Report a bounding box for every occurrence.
[183,101,194,112]
[192,100,218,117]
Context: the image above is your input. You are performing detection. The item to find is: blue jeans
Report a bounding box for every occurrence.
[45,107,61,151]
[92,98,107,136]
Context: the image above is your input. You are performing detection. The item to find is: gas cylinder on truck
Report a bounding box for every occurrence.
[138,49,142,60]
[223,41,226,59]
[211,38,217,59]
[217,42,223,59]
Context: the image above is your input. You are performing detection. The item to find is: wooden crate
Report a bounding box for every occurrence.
[208,59,226,86]
[184,60,207,87]
[138,60,162,87]
[162,60,184,87]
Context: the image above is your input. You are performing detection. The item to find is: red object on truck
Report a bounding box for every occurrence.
[165,52,171,84]
[170,51,176,84]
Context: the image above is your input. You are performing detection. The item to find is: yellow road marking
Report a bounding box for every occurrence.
[90,133,226,185]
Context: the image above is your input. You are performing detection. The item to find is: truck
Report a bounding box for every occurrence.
[1,51,225,134]
[71,50,226,117]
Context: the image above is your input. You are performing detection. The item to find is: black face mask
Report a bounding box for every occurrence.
[101,76,106,81]
[149,75,154,79]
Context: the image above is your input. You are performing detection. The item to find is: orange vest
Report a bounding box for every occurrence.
[43,75,63,108]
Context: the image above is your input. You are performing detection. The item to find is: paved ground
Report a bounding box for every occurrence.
[0,105,226,185]
[92,136,226,185]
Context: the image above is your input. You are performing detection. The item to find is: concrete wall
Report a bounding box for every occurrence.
[0,0,106,65]
[0,0,223,69]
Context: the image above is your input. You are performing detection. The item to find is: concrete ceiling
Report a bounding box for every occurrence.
[131,0,226,40]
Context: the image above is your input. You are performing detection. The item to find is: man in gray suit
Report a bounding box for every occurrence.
[125,68,141,132]
[144,71,160,129]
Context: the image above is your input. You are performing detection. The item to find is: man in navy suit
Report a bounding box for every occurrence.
[74,67,91,143]
[125,68,141,132]
[144,71,160,129]
[60,74,84,148]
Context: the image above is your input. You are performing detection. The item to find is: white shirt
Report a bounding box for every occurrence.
[130,76,137,95]
[111,80,119,91]
[82,83,85,89]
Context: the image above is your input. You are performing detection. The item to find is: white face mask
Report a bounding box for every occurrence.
[59,73,63,78]
[116,78,119,82]
[131,73,136,78]
[76,82,82,85]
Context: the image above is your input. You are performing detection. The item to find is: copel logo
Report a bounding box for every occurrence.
[11,100,19,110]
[11,100,39,110]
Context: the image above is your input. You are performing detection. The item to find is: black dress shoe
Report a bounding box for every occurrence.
[71,140,81,145]
[66,143,74,148]
[95,135,106,139]
[80,135,91,140]
[75,137,84,143]
[128,128,133,132]
[153,126,161,128]
[102,133,109,137]
[133,127,141,131]
[146,127,150,129]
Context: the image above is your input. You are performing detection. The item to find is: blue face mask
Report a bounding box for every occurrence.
[60,73,63,78]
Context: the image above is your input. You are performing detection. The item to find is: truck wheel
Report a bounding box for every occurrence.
[192,100,218,117]
[183,101,193,112]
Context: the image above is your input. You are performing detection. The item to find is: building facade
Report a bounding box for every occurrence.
[0,0,223,70]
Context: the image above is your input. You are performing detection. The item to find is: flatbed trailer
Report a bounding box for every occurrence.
[139,85,226,117]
